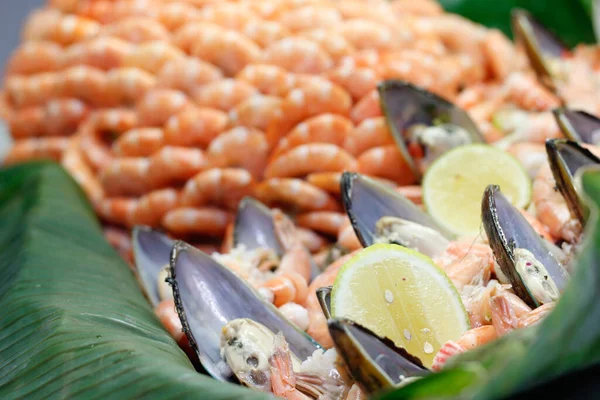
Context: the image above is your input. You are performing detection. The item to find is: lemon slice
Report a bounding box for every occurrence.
[422,144,531,237]
[330,243,470,368]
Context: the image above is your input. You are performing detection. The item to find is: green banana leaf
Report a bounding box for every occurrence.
[0,161,267,400]
[438,0,596,47]
[379,165,600,399]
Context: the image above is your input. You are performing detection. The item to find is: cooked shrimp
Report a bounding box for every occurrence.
[235,64,294,96]
[296,212,346,237]
[3,137,69,165]
[517,302,556,328]
[265,143,358,179]
[43,98,90,137]
[60,37,133,70]
[240,20,291,48]
[61,135,105,203]
[481,29,517,80]
[105,67,157,106]
[506,142,547,180]
[489,287,533,336]
[179,168,255,210]
[77,0,155,24]
[7,107,44,139]
[155,299,185,342]
[228,95,284,132]
[163,106,228,147]
[296,227,327,253]
[261,37,333,74]
[276,6,341,31]
[33,14,101,45]
[191,79,259,111]
[206,127,269,179]
[299,29,355,62]
[255,178,340,212]
[156,58,223,95]
[157,2,200,31]
[270,114,353,161]
[337,221,362,251]
[357,145,416,185]
[146,146,207,189]
[161,206,234,237]
[432,325,497,371]
[95,197,137,227]
[504,72,562,111]
[99,157,151,196]
[101,16,170,44]
[306,172,343,195]
[113,128,164,157]
[5,72,62,108]
[278,302,310,332]
[61,66,109,106]
[343,117,394,156]
[5,41,62,75]
[327,62,378,101]
[350,89,382,124]
[123,41,185,74]
[262,272,309,307]
[269,334,311,400]
[136,89,189,127]
[196,3,259,30]
[334,19,395,51]
[129,188,179,226]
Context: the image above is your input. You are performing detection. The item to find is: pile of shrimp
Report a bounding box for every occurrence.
[1,0,599,263]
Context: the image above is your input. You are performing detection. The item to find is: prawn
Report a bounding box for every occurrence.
[228,95,284,132]
[113,127,165,157]
[206,127,269,179]
[156,58,223,95]
[162,206,234,237]
[129,188,180,227]
[100,16,170,44]
[235,64,295,97]
[343,117,394,156]
[261,37,333,74]
[61,135,105,203]
[357,145,417,185]
[135,89,190,127]
[5,41,62,76]
[255,178,340,212]
[146,146,207,189]
[179,168,255,210]
[105,67,157,106]
[163,106,228,147]
[3,137,69,165]
[123,41,185,75]
[295,212,346,237]
[299,29,355,62]
[60,37,133,70]
[191,79,259,111]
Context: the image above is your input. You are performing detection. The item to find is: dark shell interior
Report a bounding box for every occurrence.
[553,109,600,145]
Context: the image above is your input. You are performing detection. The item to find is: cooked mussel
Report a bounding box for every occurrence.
[511,9,570,92]
[341,172,454,247]
[546,139,600,225]
[378,80,484,179]
[482,185,570,308]
[169,241,321,382]
[553,109,600,145]
[328,318,429,395]
[131,226,175,307]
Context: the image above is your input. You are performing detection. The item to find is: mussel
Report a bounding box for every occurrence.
[170,241,321,382]
[546,139,600,225]
[328,318,430,395]
[511,9,570,93]
[316,286,332,319]
[553,108,600,146]
[482,185,570,308]
[341,172,454,249]
[378,80,484,180]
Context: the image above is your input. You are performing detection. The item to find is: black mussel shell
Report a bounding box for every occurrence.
[553,109,600,145]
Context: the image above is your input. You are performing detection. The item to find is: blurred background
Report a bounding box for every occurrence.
[1,0,41,65]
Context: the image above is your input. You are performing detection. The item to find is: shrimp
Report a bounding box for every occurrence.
[60,37,133,70]
[123,41,186,74]
[156,58,224,95]
[240,20,291,48]
[306,172,343,195]
[5,41,62,76]
[270,114,353,161]
[190,26,261,76]
[206,127,269,179]
[196,3,259,30]
[489,287,533,336]
[95,197,137,227]
[235,64,294,97]
[113,127,164,157]
[261,37,333,74]
[163,107,228,147]
[101,16,170,44]
[337,221,362,251]
[296,228,327,253]
[481,29,517,80]
[32,14,101,45]
[129,188,180,227]
[157,2,199,31]
[61,66,109,106]
[7,107,44,139]
[255,178,340,212]
[3,137,69,165]
[5,73,62,108]
[179,168,255,210]
[77,0,156,24]
[296,212,346,237]
[277,6,342,32]
[262,272,309,307]
[99,157,151,196]
[269,336,311,400]
[136,89,190,127]
[264,143,358,179]
[146,146,207,189]
[506,142,547,180]
[357,145,417,185]
[161,207,234,237]
[228,95,284,132]
[105,67,157,106]
[517,302,556,328]
[299,30,355,62]
[191,79,259,111]
[343,117,394,156]
[278,302,310,332]
[333,20,395,51]
[61,135,105,203]
[350,89,382,124]
[327,63,378,101]
[431,325,497,371]
[504,72,561,111]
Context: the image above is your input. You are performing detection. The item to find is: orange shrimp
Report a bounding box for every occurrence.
[270,114,353,161]
[265,143,358,179]
[255,178,340,212]
[34,14,101,45]
[296,212,346,237]
[76,0,156,24]
[306,172,343,195]
[334,20,395,51]
[507,142,547,180]
[520,208,554,242]
[101,16,171,44]
[5,41,62,76]
[489,288,533,336]
[172,21,222,53]
[442,252,493,291]
[155,299,185,343]
[239,20,291,48]
[235,64,294,97]
[504,72,561,111]
[196,3,259,30]
[5,73,62,108]
[161,206,234,237]
[432,325,498,371]
[113,127,165,157]
[123,41,185,74]
[95,197,137,227]
[261,37,333,74]
[517,302,556,328]
[157,2,200,31]
[228,95,284,132]
[163,106,228,147]
[179,168,255,210]
[343,117,394,156]
[262,272,309,307]
[206,127,269,179]
[44,98,90,137]
[277,5,342,31]
[60,37,133,70]
[327,62,378,101]
[7,107,45,139]
[99,157,151,196]
[337,222,362,251]
[135,89,190,127]
[299,29,355,62]
[105,67,157,106]
[296,227,327,253]
[61,66,110,106]
[190,26,261,76]
[350,89,382,124]
[61,135,104,203]
[129,188,180,227]
[191,79,259,111]
[481,29,517,81]
[48,0,80,13]
[357,145,417,185]
[156,58,224,95]
[3,137,69,165]
[269,334,310,400]
[146,146,207,189]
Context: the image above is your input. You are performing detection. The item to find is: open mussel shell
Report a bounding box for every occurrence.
[169,241,320,382]
[482,185,569,308]
[546,139,600,224]
[378,80,484,180]
[341,172,454,247]
[553,109,600,145]
[132,226,175,307]
[511,9,569,92]
[233,196,285,256]
[328,318,429,395]
[316,286,332,319]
